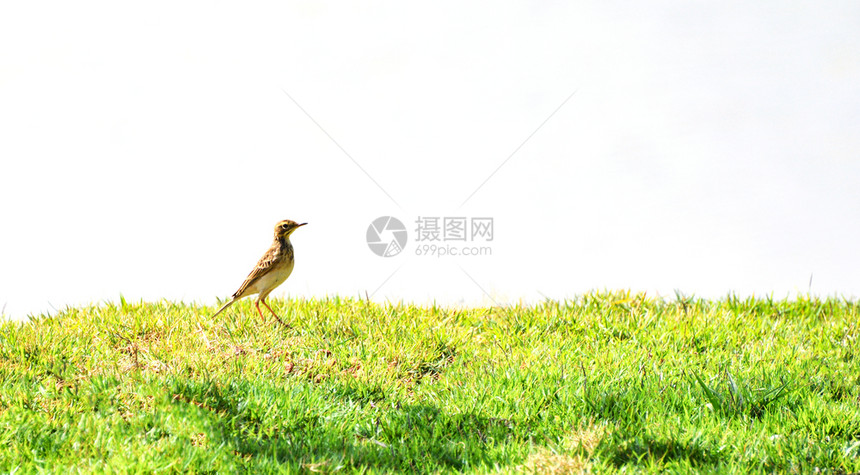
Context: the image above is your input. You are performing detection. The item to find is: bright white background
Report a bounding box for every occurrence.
[2,2,859,319]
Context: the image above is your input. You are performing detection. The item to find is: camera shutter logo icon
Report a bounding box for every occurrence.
[366,216,408,257]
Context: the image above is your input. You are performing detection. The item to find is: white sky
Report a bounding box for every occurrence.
[1,2,859,319]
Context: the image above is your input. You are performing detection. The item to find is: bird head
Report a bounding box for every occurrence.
[275,219,307,238]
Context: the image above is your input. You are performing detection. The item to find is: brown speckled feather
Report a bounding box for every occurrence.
[232,239,293,299]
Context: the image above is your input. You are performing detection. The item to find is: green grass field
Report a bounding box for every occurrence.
[0,292,858,473]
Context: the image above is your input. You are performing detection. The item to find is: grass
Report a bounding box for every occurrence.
[0,291,858,473]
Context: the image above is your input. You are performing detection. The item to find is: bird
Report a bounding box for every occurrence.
[212,219,307,326]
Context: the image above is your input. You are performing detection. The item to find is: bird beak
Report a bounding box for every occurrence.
[298,222,308,227]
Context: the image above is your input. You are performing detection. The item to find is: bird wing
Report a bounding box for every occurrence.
[231,245,280,299]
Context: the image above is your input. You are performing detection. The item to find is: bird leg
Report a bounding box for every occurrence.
[260,298,288,327]
[254,300,266,322]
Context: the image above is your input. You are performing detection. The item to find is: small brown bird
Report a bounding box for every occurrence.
[212,219,307,325]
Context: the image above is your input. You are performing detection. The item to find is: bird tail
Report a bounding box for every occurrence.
[212,298,236,318]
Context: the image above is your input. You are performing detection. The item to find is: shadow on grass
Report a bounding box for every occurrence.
[601,433,719,469]
[582,388,723,469]
[166,378,521,472]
